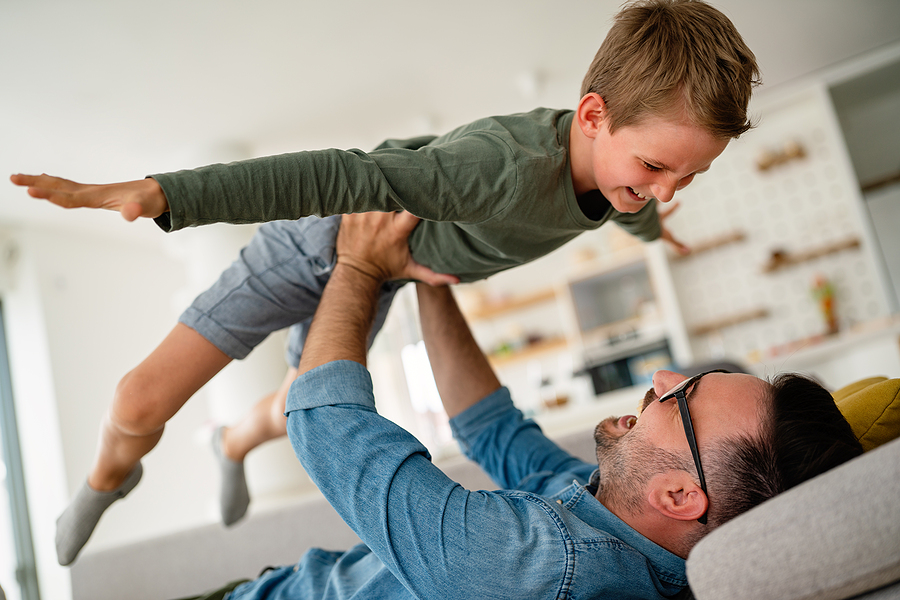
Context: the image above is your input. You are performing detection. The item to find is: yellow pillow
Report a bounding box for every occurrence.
[832,377,900,451]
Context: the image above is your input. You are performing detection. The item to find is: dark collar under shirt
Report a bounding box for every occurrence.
[577,190,612,221]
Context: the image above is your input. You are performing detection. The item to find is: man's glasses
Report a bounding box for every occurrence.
[657,369,730,525]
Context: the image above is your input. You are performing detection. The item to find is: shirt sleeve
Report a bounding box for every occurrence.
[284,360,575,599]
[609,199,662,241]
[148,131,518,232]
[449,386,595,493]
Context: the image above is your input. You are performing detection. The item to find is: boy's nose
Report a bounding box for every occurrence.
[653,370,687,398]
[651,181,678,203]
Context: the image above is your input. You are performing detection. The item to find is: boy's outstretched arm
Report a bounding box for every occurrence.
[658,201,690,255]
[416,283,501,418]
[9,174,169,222]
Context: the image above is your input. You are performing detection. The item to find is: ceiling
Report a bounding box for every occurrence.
[2,0,899,241]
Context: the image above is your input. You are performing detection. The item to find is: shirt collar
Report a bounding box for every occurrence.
[553,471,687,586]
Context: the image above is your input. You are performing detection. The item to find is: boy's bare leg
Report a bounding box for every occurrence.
[57,323,232,565]
[221,367,296,462]
[212,367,295,526]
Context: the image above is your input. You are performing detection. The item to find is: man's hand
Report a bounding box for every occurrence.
[298,210,457,374]
[10,173,169,222]
[336,211,459,286]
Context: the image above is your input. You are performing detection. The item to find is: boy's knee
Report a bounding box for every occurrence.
[111,370,170,437]
[269,403,288,434]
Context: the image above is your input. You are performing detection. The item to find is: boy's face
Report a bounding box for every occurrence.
[580,103,729,214]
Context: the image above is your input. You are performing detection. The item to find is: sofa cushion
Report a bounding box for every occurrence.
[686,436,900,600]
[833,377,900,451]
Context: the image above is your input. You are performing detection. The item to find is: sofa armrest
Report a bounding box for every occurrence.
[686,436,900,600]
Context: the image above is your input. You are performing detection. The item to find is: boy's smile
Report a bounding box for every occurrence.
[571,94,729,214]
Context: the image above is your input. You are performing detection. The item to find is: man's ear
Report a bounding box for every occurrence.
[576,93,607,139]
[646,471,708,522]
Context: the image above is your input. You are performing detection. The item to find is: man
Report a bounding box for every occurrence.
[186,210,862,600]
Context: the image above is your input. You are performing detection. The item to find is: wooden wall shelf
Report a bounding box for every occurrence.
[488,337,569,366]
[860,170,900,194]
[762,237,861,273]
[690,308,769,336]
[672,230,746,260]
[464,288,556,321]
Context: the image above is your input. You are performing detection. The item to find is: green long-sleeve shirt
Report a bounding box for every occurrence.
[151,108,660,283]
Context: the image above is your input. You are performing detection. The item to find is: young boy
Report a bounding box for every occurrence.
[11,0,759,566]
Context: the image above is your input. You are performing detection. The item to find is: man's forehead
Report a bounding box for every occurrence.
[695,371,768,395]
[696,373,770,433]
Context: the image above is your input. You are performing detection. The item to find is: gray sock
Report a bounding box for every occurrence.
[213,426,250,526]
[55,462,143,566]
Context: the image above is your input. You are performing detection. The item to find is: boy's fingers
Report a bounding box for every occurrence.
[26,185,72,206]
[10,173,47,187]
[13,173,75,192]
[661,228,690,255]
[24,186,49,199]
[13,173,86,208]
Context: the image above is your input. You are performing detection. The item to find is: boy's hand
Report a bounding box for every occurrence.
[336,211,459,287]
[10,173,169,222]
[658,201,690,255]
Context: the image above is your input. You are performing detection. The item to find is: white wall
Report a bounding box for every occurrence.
[2,224,193,597]
[0,220,304,598]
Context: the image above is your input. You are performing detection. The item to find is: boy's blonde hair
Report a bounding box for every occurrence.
[581,0,760,139]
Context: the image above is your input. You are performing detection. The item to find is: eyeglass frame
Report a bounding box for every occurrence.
[657,369,731,525]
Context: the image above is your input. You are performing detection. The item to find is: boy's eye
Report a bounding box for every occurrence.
[643,162,662,172]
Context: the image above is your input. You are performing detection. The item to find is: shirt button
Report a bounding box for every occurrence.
[293,565,300,572]
[556,500,563,505]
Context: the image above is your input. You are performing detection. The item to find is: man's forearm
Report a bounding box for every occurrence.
[298,264,381,375]
[416,284,501,418]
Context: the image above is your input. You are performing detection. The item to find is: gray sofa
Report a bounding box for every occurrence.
[70,430,900,600]
[687,434,900,600]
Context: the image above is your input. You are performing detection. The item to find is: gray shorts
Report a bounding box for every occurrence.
[178,215,403,368]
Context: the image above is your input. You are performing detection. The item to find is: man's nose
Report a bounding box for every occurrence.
[652,370,687,398]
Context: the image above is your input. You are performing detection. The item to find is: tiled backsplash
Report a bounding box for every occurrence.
[667,87,890,364]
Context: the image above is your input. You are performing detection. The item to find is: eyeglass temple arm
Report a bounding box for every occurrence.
[677,395,709,525]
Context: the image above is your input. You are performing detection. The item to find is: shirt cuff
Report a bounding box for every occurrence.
[449,386,517,451]
[148,173,188,232]
[284,360,376,414]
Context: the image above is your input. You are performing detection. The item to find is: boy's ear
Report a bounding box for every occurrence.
[576,93,608,139]
[646,471,708,522]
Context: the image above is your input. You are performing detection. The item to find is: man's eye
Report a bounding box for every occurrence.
[643,162,662,172]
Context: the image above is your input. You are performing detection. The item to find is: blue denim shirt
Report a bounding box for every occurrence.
[228,360,687,599]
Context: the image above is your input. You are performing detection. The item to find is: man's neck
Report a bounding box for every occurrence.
[598,494,695,559]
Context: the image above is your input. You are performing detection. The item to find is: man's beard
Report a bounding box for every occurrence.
[593,387,682,516]
[593,416,655,514]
